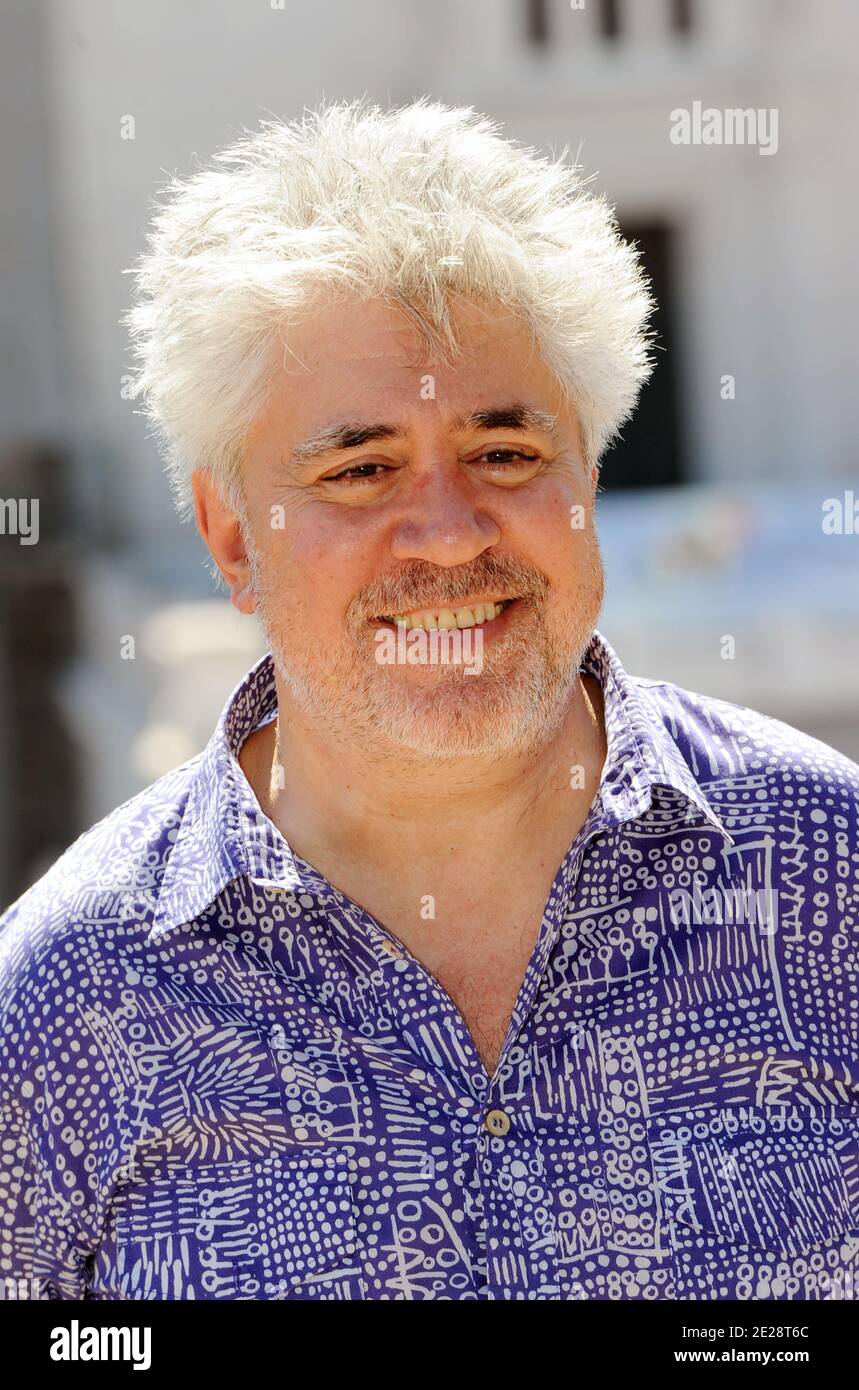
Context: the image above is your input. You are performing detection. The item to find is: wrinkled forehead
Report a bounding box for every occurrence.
[247,292,576,453]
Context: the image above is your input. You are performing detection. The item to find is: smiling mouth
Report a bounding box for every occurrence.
[374,598,518,631]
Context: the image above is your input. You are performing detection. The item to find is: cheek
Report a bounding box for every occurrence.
[502,477,596,573]
[286,504,382,566]
[260,508,382,626]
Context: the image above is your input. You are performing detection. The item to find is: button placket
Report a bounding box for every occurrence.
[479,1123,562,1299]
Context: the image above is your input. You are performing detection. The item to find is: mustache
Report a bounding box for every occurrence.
[351,554,549,621]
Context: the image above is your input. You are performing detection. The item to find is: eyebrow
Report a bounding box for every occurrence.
[289,404,562,466]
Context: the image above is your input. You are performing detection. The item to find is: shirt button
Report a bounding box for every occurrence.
[484,1108,511,1137]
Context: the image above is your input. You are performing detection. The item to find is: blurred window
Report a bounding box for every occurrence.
[600,223,685,491]
[524,0,695,47]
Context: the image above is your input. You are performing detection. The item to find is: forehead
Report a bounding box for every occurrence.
[256,293,568,436]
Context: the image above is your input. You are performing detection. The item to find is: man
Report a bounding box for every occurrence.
[1,98,857,1302]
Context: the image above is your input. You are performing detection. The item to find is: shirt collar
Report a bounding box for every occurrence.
[149,627,733,941]
[148,651,307,942]
[579,631,734,844]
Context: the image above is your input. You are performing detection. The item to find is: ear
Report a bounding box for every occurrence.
[191,469,257,615]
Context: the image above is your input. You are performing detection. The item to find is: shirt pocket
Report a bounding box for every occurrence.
[647,1103,859,1300]
[98,1148,364,1300]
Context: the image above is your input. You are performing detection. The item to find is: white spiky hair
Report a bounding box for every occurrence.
[125,96,655,518]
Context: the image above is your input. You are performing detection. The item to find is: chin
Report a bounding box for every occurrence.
[368,665,574,759]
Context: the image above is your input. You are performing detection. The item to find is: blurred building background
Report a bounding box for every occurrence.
[1,0,857,904]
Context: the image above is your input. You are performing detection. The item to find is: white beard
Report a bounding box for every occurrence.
[246,533,604,763]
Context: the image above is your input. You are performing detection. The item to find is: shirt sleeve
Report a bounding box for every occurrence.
[0,891,94,1300]
[0,1090,90,1299]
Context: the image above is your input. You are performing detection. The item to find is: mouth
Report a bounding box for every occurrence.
[372,597,519,632]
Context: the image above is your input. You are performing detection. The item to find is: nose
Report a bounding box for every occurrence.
[389,472,501,567]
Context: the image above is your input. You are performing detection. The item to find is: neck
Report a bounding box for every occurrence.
[241,672,607,879]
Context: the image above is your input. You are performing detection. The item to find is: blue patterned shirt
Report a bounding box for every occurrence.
[1,629,858,1301]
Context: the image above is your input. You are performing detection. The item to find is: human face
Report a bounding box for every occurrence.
[223,293,604,759]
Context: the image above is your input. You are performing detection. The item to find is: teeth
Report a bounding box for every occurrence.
[388,600,509,631]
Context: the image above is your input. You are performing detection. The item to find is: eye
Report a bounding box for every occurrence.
[323,462,392,485]
[322,448,542,486]
[472,448,541,469]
